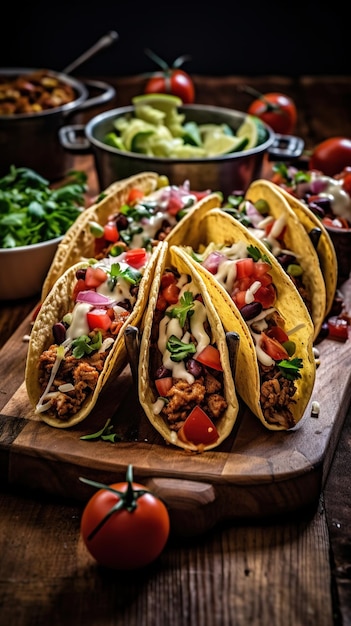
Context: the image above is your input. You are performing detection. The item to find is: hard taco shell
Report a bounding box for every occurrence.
[174,208,316,431]
[245,179,327,339]
[138,241,240,452]
[26,241,163,428]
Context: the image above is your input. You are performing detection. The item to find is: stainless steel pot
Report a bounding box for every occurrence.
[58,104,304,197]
[0,68,116,180]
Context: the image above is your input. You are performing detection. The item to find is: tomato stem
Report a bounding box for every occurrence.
[79,466,150,540]
[239,84,282,114]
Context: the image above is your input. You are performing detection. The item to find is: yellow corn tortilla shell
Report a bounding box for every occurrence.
[138,240,240,452]
[268,181,338,316]
[174,209,316,431]
[26,241,164,428]
[41,172,160,300]
[245,179,327,340]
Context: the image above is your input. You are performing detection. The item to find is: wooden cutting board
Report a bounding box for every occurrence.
[1,280,351,536]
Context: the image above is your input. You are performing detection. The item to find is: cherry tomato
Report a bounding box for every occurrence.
[178,406,219,446]
[127,187,145,204]
[195,344,223,371]
[103,222,119,243]
[247,92,297,135]
[309,137,351,177]
[86,309,112,332]
[80,466,170,570]
[144,49,195,104]
[260,332,289,360]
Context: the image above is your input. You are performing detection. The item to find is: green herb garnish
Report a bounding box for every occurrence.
[247,244,272,265]
[166,335,196,362]
[80,418,122,443]
[0,166,87,248]
[277,357,303,380]
[166,291,195,328]
[71,331,103,358]
[108,262,142,291]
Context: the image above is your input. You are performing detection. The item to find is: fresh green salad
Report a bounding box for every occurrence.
[0,166,87,248]
[103,94,268,159]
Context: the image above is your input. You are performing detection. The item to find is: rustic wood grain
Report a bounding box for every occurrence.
[1,75,351,626]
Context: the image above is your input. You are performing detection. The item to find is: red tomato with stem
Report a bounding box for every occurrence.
[247,89,297,135]
[80,466,170,570]
[309,137,351,177]
[144,49,195,104]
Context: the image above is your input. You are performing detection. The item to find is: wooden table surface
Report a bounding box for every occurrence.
[1,74,351,626]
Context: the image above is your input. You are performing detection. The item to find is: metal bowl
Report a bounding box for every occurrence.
[59,104,304,197]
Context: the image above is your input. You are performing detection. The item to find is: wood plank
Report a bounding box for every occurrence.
[1,279,351,535]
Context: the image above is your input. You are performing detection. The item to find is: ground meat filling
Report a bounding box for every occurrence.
[38,344,110,420]
[259,364,297,429]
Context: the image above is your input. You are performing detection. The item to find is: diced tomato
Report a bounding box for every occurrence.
[166,195,183,216]
[72,278,88,301]
[85,266,108,289]
[195,344,223,371]
[178,406,219,446]
[161,272,177,289]
[237,276,253,292]
[124,247,148,269]
[255,272,272,287]
[265,221,287,241]
[260,332,289,361]
[327,316,349,342]
[103,222,119,243]
[127,188,145,205]
[232,290,248,310]
[266,325,289,343]
[254,283,276,308]
[155,377,173,396]
[94,236,107,256]
[190,190,210,201]
[156,294,168,311]
[252,261,272,279]
[235,257,254,279]
[322,216,349,229]
[86,309,112,332]
[162,283,180,304]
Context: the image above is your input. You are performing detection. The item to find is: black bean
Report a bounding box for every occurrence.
[75,268,86,280]
[53,322,66,345]
[155,365,172,379]
[186,359,203,378]
[240,301,263,321]
[114,213,129,230]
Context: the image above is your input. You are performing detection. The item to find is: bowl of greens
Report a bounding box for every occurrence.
[0,166,87,300]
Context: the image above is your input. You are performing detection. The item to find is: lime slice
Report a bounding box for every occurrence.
[236,115,268,149]
[199,123,234,140]
[171,144,207,158]
[203,133,248,156]
[135,104,166,125]
[121,119,156,151]
[104,132,126,150]
[132,93,182,112]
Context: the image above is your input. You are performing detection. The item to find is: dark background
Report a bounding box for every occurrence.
[1,2,349,77]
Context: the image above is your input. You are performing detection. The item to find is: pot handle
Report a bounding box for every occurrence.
[70,79,116,114]
[59,124,91,154]
[267,134,305,161]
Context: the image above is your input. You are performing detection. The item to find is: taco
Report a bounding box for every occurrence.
[224,178,327,340]
[42,172,215,300]
[138,241,240,452]
[174,208,316,431]
[267,180,338,315]
[25,242,164,428]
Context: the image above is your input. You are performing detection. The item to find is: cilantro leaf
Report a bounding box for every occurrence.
[166,291,195,327]
[277,357,303,380]
[108,262,141,290]
[166,335,196,362]
[247,244,272,265]
[71,331,102,358]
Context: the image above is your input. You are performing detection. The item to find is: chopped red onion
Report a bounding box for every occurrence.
[76,290,113,306]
